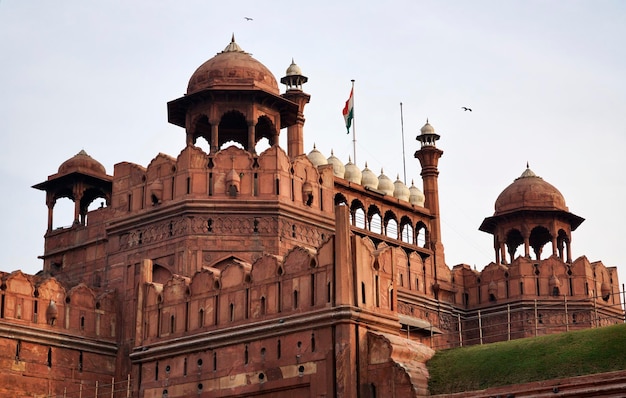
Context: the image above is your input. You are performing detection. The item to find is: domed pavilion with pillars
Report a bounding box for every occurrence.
[479,165,584,265]
[450,166,622,345]
[0,36,623,397]
[167,35,304,158]
[33,149,112,230]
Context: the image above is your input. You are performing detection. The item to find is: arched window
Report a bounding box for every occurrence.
[368,206,383,234]
[505,229,524,263]
[351,200,366,229]
[529,226,552,260]
[416,222,427,247]
[400,216,413,244]
[384,211,398,239]
[386,218,397,238]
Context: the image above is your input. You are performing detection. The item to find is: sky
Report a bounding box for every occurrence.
[0,1,625,282]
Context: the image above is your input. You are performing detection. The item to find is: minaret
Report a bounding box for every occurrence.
[281,59,310,159]
[414,120,445,269]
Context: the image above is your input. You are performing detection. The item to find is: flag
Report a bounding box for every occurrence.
[342,88,354,134]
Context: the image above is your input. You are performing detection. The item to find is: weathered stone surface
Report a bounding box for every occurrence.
[1,37,621,398]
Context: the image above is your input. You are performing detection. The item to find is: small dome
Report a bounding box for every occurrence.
[361,163,378,189]
[58,150,107,176]
[344,157,362,184]
[187,36,279,96]
[285,59,303,76]
[494,167,568,215]
[420,121,435,135]
[377,169,394,195]
[307,144,328,167]
[409,180,425,206]
[393,175,410,201]
[327,150,345,178]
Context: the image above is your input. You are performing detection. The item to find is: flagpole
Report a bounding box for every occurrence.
[400,102,407,184]
[351,79,356,165]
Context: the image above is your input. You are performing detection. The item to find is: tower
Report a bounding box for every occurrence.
[414,121,446,275]
[280,59,311,159]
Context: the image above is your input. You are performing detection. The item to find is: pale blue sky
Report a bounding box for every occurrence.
[1,1,625,281]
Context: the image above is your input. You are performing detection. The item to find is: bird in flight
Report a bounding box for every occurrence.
[462,107,472,112]
[244,17,253,21]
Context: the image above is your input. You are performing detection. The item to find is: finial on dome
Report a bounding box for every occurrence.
[526,161,530,169]
[222,34,244,53]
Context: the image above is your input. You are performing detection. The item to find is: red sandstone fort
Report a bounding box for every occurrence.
[0,37,622,397]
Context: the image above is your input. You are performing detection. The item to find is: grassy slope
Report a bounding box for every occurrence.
[427,323,626,395]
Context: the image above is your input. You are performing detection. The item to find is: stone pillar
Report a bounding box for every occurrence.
[334,205,354,306]
[210,121,219,154]
[72,184,84,225]
[135,259,153,345]
[524,236,530,258]
[46,195,55,232]
[186,131,194,147]
[247,121,256,153]
[566,240,572,263]
[499,241,506,264]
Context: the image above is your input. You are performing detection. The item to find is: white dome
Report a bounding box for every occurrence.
[307,144,328,167]
[393,175,410,201]
[420,120,435,134]
[409,180,425,206]
[344,157,362,184]
[285,59,303,76]
[327,149,345,178]
[377,169,394,195]
[361,163,378,189]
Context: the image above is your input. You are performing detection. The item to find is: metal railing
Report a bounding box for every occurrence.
[47,375,132,398]
[428,290,625,350]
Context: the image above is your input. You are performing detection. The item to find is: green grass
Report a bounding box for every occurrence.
[427,323,626,394]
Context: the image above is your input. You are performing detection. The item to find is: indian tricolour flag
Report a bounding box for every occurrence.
[342,88,354,134]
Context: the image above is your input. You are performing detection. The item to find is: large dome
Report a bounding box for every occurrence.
[494,167,568,215]
[187,36,279,95]
[58,150,106,176]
